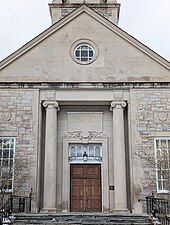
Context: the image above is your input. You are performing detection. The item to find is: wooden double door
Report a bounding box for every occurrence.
[70,164,101,212]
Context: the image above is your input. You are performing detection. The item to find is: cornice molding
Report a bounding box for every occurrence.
[1,82,170,89]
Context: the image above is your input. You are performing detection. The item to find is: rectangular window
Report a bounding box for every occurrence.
[0,137,15,192]
[69,144,102,162]
[154,138,170,193]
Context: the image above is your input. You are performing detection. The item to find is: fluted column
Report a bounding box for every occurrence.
[110,100,127,211]
[42,101,60,212]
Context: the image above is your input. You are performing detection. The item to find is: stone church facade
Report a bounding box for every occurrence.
[0,0,170,214]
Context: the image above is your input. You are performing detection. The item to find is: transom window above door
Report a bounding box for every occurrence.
[69,144,102,162]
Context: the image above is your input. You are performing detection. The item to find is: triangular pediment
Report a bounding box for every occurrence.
[0,4,169,82]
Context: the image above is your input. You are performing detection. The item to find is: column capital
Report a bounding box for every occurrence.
[43,101,60,111]
[110,100,126,111]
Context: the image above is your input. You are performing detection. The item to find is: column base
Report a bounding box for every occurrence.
[112,208,130,213]
[41,208,57,213]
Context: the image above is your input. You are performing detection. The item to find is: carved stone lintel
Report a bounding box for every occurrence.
[110,100,126,111]
[64,132,82,139]
[64,131,106,140]
[43,101,60,111]
[88,131,106,139]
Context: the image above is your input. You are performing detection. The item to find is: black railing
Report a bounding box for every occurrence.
[145,193,170,225]
[0,190,32,224]
[9,195,32,213]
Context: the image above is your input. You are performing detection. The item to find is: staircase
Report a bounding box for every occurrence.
[14,213,152,225]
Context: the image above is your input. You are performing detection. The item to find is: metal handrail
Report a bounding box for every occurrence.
[0,189,32,224]
[144,193,169,225]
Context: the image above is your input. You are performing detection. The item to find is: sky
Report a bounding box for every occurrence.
[0,0,170,62]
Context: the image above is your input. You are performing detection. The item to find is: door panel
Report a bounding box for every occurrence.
[71,179,85,211]
[70,164,101,212]
[85,179,101,211]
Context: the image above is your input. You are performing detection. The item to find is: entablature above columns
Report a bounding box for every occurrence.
[40,89,129,105]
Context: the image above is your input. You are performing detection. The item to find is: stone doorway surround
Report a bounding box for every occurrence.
[62,134,109,212]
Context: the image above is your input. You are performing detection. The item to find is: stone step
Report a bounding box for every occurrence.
[14,223,152,225]
[14,213,152,225]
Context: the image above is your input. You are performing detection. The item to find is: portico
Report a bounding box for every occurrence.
[40,90,129,213]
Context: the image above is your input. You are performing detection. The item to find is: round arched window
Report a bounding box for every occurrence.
[74,44,94,62]
[71,39,98,65]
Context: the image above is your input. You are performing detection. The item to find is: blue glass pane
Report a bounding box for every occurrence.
[81,50,88,57]
[81,58,88,61]
[89,146,94,157]
[77,146,82,157]
[75,50,80,57]
[95,146,100,157]
[89,50,93,57]
[81,45,88,50]
[71,146,76,157]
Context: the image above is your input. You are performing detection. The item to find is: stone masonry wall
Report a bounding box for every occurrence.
[131,89,170,212]
[61,6,113,21]
[0,89,39,199]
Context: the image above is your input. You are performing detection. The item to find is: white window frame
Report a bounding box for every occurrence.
[0,137,16,192]
[70,39,99,65]
[74,44,95,62]
[69,143,102,163]
[154,137,170,193]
